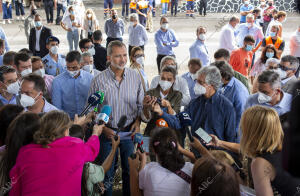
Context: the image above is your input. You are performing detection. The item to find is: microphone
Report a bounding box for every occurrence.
[178,112,194,142]
[114,115,127,141]
[80,91,104,116]
[130,133,144,159]
[95,105,111,125]
[155,118,168,127]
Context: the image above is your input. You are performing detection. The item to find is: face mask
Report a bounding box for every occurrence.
[190,73,197,80]
[258,92,272,104]
[70,11,75,15]
[112,15,117,20]
[21,68,32,77]
[274,68,287,79]
[244,1,249,5]
[129,22,135,27]
[282,18,286,23]
[247,22,252,28]
[35,21,42,28]
[87,13,92,18]
[50,46,59,55]
[261,2,265,5]
[245,45,253,51]
[194,83,206,95]
[136,57,145,66]
[198,34,206,41]
[257,15,261,19]
[20,93,40,108]
[270,31,277,37]
[161,23,169,30]
[6,81,20,95]
[68,70,80,77]
[88,47,95,56]
[159,80,173,91]
[266,52,274,58]
[34,68,45,78]
[82,64,93,72]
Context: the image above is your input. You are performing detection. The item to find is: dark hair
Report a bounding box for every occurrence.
[14,52,31,68]
[211,61,234,81]
[150,127,185,172]
[0,104,24,145]
[69,124,85,140]
[0,66,17,82]
[3,51,17,66]
[161,65,177,79]
[244,35,255,43]
[22,73,46,92]
[92,30,103,41]
[107,40,126,56]
[0,112,40,188]
[66,51,81,63]
[258,70,281,89]
[191,155,240,196]
[19,48,33,57]
[160,16,167,23]
[79,38,92,49]
[252,8,261,14]
[281,55,300,70]
[129,46,143,64]
[0,39,4,48]
[260,44,279,64]
[214,49,230,61]
[188,58,202,68]
[31,56,42,64]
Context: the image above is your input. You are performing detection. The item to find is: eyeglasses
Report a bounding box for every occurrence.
[278,64,296,71]
[85,45,94,49]
[268,66,279,70]
[133,54,144,58]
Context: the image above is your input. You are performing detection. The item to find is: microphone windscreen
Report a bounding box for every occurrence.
[178,112,192,127]
[117,115,127,128]
[133,133,143,144]
[155,118,168,127]
[96,105,112,124]
[88,92,102,106]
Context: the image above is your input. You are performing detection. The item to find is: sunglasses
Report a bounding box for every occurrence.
[278,64,296,71]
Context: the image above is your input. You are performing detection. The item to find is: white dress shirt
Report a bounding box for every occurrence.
[35,27,42,51]
[219,24,238,53]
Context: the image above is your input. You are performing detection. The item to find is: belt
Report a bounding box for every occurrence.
[107,120,135,132]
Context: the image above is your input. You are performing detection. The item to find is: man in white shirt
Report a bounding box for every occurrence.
[219,16,240,53]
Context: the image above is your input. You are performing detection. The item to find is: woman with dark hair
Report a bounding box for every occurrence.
[9,110,103,196]
[128,127,193,196]
[0,112,40,194]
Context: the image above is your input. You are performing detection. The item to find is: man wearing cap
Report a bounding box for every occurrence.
[42,36,66,76]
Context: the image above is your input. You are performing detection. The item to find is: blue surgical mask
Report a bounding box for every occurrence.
[266,52,274,58]
[245,45,253,51]
[35,21,42,27]
[270,31,276,37]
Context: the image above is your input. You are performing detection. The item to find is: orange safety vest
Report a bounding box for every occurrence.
[265,36,283,49]
[129,1,137,9]
[137,1,148,9]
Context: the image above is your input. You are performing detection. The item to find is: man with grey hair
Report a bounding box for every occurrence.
[219,16,240,53]
[159,66,237,149]
[80,52,100,77]
[128,13,148,55]
[88,40,144,196]
[245,70,292,115]
[150,55,191,106]
[278,55,299,94]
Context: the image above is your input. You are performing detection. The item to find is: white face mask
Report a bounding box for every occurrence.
[34,68,45,78]
[21,68,32,77]
[6,81,20,95]
[159,79,173,91]
[50,46,59,55]
[194,83,206,95]
[247,22,252,28]
[136,57,145,66]
[130,22,135,27]
[88,47,95,56]
[68,70,80,77]
[244,1,249,5]
[161,23,168,30]
[258,92,272,104]
[198,34,206,41]
[190,73,197,80]
[87,13,92,18]
[20,93,40,108]
[82,64,93,72]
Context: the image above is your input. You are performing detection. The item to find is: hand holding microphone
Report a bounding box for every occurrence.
[178,112,194,142]
[115,116,127,141]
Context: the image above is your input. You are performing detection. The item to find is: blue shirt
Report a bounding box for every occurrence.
[104,18,125,39]
[52,70,93,119]
[42,54,66,76]
[244,91,292,116]
[161,92,237,142]
[235,23,264,47]
[189,39,210,67]
[128,24,148,47]
[240,4,254,23]
[43,99,58,113]
[0,55,3,66]
[181,72,197,100]
[0,94,16,105]
[219,77,249,131]
[154,29,179,55]
[0,27,10,52]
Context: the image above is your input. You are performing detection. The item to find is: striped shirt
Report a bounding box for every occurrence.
[88,66,144,138]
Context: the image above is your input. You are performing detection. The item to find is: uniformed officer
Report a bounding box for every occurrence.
[42,36,66,76]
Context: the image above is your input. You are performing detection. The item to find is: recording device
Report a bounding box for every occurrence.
[195,127,212,144]
[114,115,127,141]
[178,112,194,142]
[130,133,144,159]
[156,97,162,106]
[155,118,168,127]
[80,91,104,116]
[95,105,111,125]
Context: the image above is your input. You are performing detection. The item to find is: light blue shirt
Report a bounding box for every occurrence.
[104,18,125,38]
[235,23,264,47]
[219,77,249,131]
[0,27,10,52]
[128,24,148,47]
[189,39,210,67]
[52,70,93,119]
[240,4,254,23]
[43,99,58,113]
[42,54,66,76]
[181,72,197,100]
[0,55,3,66]
[154,29,179,55]
[0,94,16,105]
[244,91,292,116]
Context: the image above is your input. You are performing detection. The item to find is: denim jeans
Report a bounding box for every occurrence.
[95,135,134,196]
[171,0,178,16]
[15,2,25,16]
[122,2,129,17]
[2,3,12,19]
[162,3,168,15]
[67,29,79,51]
[56,3,66,18]
[44,0,54,23]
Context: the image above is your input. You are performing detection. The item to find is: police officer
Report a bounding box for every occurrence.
[42,36,66,76]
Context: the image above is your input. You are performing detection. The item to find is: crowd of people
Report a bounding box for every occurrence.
[0,0,300,195]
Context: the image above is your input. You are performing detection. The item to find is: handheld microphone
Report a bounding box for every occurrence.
[178,112,194,142]
[114,115,127,141]
[130,133,144,159]
[155,118,169,127]
[95,105,111,125]
[80,91,104,116]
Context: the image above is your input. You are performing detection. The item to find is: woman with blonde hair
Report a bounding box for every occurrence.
[83,9,100,39]
[266,11,287,37]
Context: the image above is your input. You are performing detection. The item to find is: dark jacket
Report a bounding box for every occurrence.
[93,43,107,71]
[29,26,52,58]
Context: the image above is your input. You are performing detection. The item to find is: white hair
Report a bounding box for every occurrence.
[129,13,138,21]
[197,66,222,90]
[266,58,280,67]
[246,14,255,20]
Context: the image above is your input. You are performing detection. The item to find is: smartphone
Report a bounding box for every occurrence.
[195,128,212,144]
[142,136,150,153]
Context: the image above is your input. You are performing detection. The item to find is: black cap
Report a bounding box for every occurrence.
[46,36,60,44]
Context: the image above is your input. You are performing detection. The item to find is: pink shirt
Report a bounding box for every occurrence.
[9,135,100,196]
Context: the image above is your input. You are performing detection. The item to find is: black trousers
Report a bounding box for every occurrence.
[128,45,144,56]
[44,0,54,23]
[199,0,207,16]
[156,54,175,73]
[106,37,123,48]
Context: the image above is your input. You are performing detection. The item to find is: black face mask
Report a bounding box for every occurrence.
[257,15,261,19]
[268,2,273,6]
[31,9,37,16]
[112,15,117,20]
